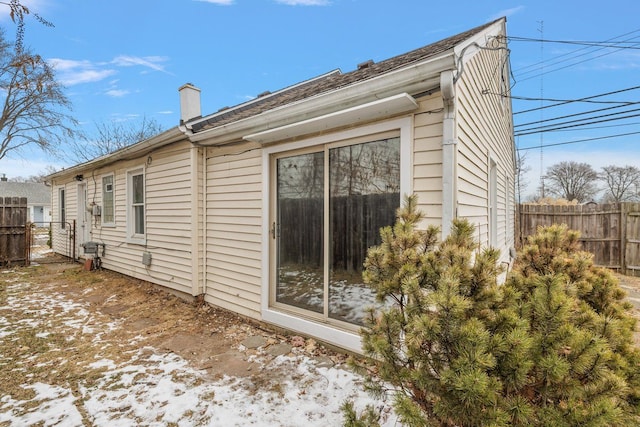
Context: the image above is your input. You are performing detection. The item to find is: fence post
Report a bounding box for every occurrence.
[620,202,627,276]
[25,222,31,267]
[72,219,76,262]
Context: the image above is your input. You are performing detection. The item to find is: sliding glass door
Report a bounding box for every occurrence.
[272,135,400,327]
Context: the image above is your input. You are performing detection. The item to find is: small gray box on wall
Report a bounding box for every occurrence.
[142,252,152,266]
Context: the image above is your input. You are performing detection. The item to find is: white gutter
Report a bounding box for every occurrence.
[440,69,457,238]
[181,54,453,145]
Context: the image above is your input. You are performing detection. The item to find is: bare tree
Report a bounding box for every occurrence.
[7,165,57,183]
[545,161,599,203]
[70,117,165,163]
[600,165,640,202]
[0,33,76,160]
[1,0,53,55]
[515,151,530,203]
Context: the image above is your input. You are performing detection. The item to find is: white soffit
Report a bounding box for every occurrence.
[243,93,419,144]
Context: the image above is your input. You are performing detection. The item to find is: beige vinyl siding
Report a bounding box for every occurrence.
[205,148,263,320]
[51,140,195,296]
[413,92,444,228]
[455,38,514,257]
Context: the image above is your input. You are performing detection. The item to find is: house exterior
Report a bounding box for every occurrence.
[47,18,515,353]
[0,179,52,224]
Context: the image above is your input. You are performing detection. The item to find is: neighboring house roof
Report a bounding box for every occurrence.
[0,182,51,205]
[189,18,499,133]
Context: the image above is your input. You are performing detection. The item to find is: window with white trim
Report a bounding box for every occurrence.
[102,174,115,226]
[127,168,145,242]
[269,129,406,328]
[59,187,66,230]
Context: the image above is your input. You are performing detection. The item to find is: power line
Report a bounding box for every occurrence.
[516,131,640,151]
[516,106,640,131]
[510,85,640,115]
[514,110,640,136]
[511,28,640,74]
[518,39,640,83]
[538,121,640,132]
[508,36,640,49]
[510,29,640,79]
[514,103,640,128]
[506,94,633,105]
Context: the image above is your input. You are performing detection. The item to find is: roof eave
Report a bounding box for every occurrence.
[47,127,185,182]
[184,52,455,146]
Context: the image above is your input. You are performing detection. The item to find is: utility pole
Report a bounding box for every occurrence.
[538,21,545,197]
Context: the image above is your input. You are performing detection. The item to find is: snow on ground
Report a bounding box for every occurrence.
[0,269,399,426]
[277,267,392,325]
[2,350,390,426]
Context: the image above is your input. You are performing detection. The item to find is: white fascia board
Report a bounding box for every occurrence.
[187,53,454,145]
[243,93,419,144]
[47,127,184,182]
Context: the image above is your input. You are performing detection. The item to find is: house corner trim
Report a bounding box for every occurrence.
[440,70,457,238]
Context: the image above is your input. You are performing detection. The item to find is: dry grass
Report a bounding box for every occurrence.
[0,261,349,420]
[0,266,140,405]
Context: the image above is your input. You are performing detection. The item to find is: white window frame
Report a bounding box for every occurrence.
[261,117,413,353]
[101,173,115,227]
[58,187,66,231]
[126,167,146,244]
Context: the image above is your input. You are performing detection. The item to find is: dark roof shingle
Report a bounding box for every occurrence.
[191,19,500,133]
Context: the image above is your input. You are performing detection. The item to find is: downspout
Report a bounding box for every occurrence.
[180,83,207,297]
[202,148,208,296]
[190,145,201,296]
[440,70,457,238]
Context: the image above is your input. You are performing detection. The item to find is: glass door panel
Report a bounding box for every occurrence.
[328,138,400,325]
[276,152,324,313]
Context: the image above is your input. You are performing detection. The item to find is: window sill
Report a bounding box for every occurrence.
[262,308,362,354]
[126,236,146,246]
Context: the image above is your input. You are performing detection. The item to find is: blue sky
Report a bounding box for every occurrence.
[0,0,639,199]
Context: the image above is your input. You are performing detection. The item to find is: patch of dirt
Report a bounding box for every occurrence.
[8,261,348,381]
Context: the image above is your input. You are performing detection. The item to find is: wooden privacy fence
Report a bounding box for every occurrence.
[279,193,398,272]
[518,202,640,276]
[0,197,29,266]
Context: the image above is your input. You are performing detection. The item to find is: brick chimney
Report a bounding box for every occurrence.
[178,83,201,124]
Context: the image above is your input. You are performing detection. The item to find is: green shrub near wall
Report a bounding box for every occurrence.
[345,195,640,427]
